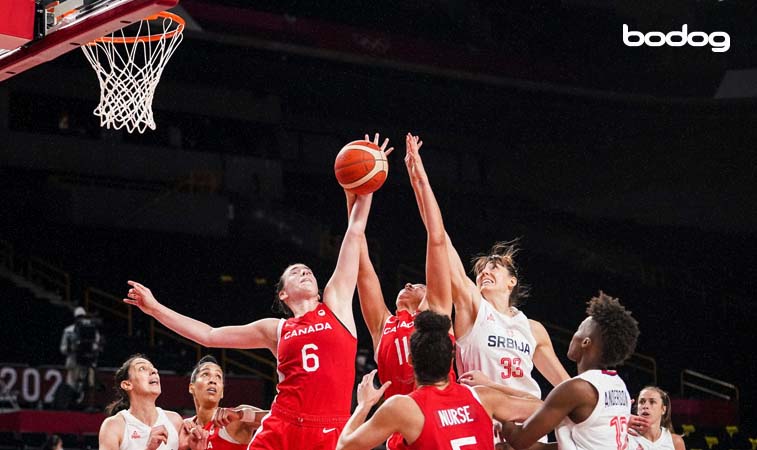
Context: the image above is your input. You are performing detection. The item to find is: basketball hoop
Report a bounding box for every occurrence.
[81,11,184,133]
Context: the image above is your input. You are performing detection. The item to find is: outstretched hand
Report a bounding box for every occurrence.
[356,369,391,409]
[404,133,425,182]
[123,280,160,315]
[364,132,394,157]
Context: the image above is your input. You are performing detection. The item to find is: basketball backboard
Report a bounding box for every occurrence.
[0,0,179,81]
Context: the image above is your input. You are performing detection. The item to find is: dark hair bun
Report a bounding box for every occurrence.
[414,310,451,334]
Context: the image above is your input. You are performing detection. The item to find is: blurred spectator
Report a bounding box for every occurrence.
[40,434,62,450]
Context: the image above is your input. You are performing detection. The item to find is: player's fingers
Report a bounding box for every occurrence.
[364,134,370,141]
[361,369,377,386]
[385,146,394,156]
[373,133,380,145]
[377,381,392,396]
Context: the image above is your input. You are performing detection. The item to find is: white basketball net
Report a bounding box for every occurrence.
[81,12,184,133]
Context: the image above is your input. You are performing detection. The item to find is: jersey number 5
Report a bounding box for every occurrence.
[302,343,320,372]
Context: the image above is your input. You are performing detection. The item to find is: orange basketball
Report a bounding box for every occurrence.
[334,140,389,194]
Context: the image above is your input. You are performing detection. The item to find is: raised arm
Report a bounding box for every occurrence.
[530,320,571,386]
[323,187,373,335]
[124,281,280,353]
[347,136,394,349]
[404,133,452,316]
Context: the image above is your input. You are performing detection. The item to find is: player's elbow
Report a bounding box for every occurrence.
[335,437,353,450]
[427,229,446,246]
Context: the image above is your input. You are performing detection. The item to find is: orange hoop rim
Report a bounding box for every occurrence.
[87,11,185,45]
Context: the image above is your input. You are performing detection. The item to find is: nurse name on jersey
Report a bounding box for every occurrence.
[437,405,475,427]
[283,321,333,340]
[604,389,629,408]
[383,320,414,335]
[486,335,531,355]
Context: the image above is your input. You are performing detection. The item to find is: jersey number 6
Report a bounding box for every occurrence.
[302,343,320,372]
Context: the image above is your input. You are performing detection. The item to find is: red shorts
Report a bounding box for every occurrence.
[248,404,350,450]
[386,432,405,449]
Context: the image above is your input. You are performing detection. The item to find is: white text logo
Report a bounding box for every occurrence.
[623,24,730,53]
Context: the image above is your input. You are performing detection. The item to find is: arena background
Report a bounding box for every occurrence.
[1,0,755,447]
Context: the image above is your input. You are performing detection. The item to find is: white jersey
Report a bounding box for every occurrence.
[555,370,631,450]
[628,427,676,450]
[455,299,541,399]
[118,408,179,450]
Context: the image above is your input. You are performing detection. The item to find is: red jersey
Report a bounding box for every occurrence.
[392,383,493,450]
[204,421,247,450]
[274,302,357,416]
[376,310,416,398]
[377,310,457,399]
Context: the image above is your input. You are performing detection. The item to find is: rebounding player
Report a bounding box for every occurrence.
[501,291,640,450]
[409,138,569,406]
[337,311,542,450]
[627,386,686,450]
[453,238,570,396]
[124,186,375,449]
[98,355,186,450]
[183,356,266,450]
[351,133,454,402]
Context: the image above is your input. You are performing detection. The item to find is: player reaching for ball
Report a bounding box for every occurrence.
[348,133,455,403]
[124,139,381,449]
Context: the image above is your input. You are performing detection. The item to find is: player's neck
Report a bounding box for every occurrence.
[418,378,450,390]
[288,295,320,317]
[128,400,159,426]
[193,404,216,426]
[483,292,513,315]
[643,423,663,442]
[575,358,603,375]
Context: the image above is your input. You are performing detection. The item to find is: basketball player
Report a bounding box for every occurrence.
[98,355,186,450]
[337,310,542,450]
[627,387,686,450]
[351,133,454,401]
[404,142,569,400]
[124,187,375,449]
[183,355,266,450]
[452,237,570,395]
[500,291,640,450]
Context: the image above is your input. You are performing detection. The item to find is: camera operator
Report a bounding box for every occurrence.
[60,307,103,401]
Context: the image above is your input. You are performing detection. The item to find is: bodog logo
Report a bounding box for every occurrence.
[623,24,730,53]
